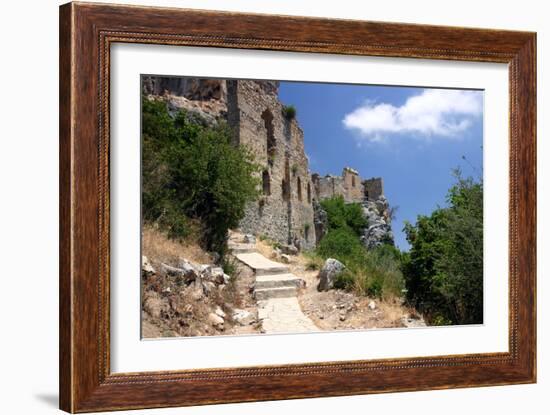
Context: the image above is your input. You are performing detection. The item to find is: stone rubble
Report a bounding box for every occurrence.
[317,258,346,292]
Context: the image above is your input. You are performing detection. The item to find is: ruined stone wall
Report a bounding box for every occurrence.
[363,177,384,201]
[227,80,316,250]
[143,76,390,252]
[314,167,364,203]
[342,167,364,203]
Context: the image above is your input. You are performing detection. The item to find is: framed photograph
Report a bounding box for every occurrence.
[59,2,536,412]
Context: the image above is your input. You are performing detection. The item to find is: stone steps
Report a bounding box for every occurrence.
[230,237,319,332]
[255,273,304,289]
[254,286,297,301]
[235,252,289,276]
[228,243,257,254]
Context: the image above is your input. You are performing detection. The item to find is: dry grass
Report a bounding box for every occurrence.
[141,226,260,338]
[142,224,213,268]
[255,237,279,260]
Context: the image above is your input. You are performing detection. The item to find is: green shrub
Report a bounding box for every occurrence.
[302,251,325,271]
[141,97,260,255]
[320,196,367,236]
[221,256,239,279]
[317,228,364,262]
[402,170,483,325]
[282,105,297,119]
[333,268,355,290]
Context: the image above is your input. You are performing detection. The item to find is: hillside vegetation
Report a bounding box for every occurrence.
[402,171,483,325]
[309,195,405,300]
[142,97,260,256]
[309,171,483,327]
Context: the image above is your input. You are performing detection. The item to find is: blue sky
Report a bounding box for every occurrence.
[278,82,484,250]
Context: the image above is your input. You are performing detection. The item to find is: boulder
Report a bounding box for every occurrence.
[243,234,256,244]
[313,200,328,244]
[208,312,224,330]
[271,247,282,260]
[202,281,216,296]
[317,258,346,291]
[143,291,170,319]
[280,254,291,264]
[201,266,226,284]
[214,306,226,319]
[187,280,205,301]
[368,301,377,310]
[177,258,200,283]
[142,256,156,275]
[160,263,184,277]
[232,309,256,326]
[280,244,298,256]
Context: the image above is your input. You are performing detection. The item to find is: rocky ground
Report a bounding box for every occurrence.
[254,237,426,332]
[141,226,261,338]
[141,226,425,338]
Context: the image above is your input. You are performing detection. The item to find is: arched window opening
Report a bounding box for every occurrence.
[352,175,356,187]
[262,109,276,166]
[262,170,271,196]
[297,177,303,202]
[307,182,312,204]
[282,158,291,201]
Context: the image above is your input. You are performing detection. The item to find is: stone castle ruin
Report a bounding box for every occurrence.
[143,76,394,251]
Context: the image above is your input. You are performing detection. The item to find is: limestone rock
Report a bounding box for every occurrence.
[143,291,169,319]
[360,196,394,249]
[243,234,256,244]
[232,309,256,326]
[317,258,346,291]
[214,306,226,319]
[280,254,291,264]
[160,263,184,277]
[222,273,231,284]
[280,244,298,256]
[208,312,225,330]
[188,280,205,301]
[202,281,216,296]
[368,301,377,310]
[177,258,200,283]
[201,266,226,284]
[142,256,156,275]
[313,200,328,245]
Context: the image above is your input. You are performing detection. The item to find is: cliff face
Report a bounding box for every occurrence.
[361,196,394,249]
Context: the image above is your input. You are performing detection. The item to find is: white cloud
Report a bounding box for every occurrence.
[342,89,483,142]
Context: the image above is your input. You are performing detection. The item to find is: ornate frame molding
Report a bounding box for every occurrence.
[60,2,536,412]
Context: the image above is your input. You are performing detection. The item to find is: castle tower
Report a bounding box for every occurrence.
[227,80,316,250]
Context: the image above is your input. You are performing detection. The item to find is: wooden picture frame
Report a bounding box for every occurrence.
[59,2,536,412]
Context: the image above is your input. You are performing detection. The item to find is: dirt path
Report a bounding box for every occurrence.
[231,243,319,334]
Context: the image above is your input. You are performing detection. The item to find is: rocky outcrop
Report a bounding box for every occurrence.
[313,200,328,245]
[360,195,394,249]
[142,76,227,101]
[317,258,346,291]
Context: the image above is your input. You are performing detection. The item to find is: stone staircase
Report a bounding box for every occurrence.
[229,236,319,333]
[233,252,302,301]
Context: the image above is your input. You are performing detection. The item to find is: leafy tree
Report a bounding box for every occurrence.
[320,196,367,236]
[142,98,260,255]
[402,170,483,325]
[317,227,364,261]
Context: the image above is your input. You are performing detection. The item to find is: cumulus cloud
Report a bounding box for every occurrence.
[342,89,483,142]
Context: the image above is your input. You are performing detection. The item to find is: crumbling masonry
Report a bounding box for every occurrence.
[143,76,393,251]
